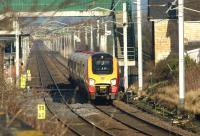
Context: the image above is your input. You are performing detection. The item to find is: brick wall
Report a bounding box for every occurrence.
[154,20,200,63]
[184,22,200,42]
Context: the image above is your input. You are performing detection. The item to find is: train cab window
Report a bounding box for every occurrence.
[77,62,80,76]
[76,62,79,75]
[92,54,113,74]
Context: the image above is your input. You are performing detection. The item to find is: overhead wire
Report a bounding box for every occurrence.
[32,0,200,40]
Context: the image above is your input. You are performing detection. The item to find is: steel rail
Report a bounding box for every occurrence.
[37,46,114,136]
[49,52,176,136]
[94,104,181,136]
[48,48,193,136]
[111,103,182,136]
[94,105,151,136]
[35,47,82,136]
[49,50,179,136]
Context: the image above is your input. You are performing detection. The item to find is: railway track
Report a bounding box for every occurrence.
[47,47,192,136]
[35,48,81,136]
[27,48,42,88]
[38,46,146,136]
[35,45,115,136]
[94,104,181,136]
[29,45,194,136]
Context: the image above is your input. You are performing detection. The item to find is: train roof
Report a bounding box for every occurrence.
[69,51,114,64]
[70,52,88,63]
[91,52,112,56]
[73,51,112,56]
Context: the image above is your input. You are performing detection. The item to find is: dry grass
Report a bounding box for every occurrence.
[152,85,179,108]
[185,89,200,113]
[132,56,200,114]
[150,85,200,114]
[0,81,71,135]
[185,64,200,91]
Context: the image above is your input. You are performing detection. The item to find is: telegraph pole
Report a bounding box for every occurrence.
[85,26,88,45]
[15,19,20,87]
[58,36,63,55]
[137,0,143,92]
[56,36,58,51]
[104,22,108,52]
[97,20,100,47]
[178,0,185,108]
[53,37,56,51]
[73,32,76,50]
[69,34,72,55]
[63,35,66,58]
[123,3,128,92]
[90,24,94,51]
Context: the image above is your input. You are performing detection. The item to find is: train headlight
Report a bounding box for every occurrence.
[89,78,95,86]
[110,79,117,86]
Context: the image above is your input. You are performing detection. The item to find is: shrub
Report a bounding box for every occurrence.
[152,54,178,83]
[151,54,196,84]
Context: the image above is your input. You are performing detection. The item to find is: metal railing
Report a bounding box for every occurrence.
[116,46,152,61]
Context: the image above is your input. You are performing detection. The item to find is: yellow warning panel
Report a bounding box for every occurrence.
[27,69,31,74]
[20,74,26,89]
[16,130,43,136]
[37,104,46,120]
[0,112,4,115]
[27,69,32,81]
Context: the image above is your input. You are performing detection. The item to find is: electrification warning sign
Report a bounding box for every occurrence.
[27,69,31,81]
[20,74,26,89]
[37,104,46,120]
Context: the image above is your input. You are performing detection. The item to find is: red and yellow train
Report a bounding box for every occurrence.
[68,51,120,100]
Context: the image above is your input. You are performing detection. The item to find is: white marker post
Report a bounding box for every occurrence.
[73,32,76,50]
[104,22,108,52]
[123,3,128,92]
[64,35,67,58]
[15,19,20,87]
[178,0,185,108]
[90,24,94,51]
[85,26,88,45]
[56,37,59,52]
[97,20,100,47]
[137,0,143,93]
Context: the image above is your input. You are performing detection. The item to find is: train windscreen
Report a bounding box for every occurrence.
[92,53,113,74]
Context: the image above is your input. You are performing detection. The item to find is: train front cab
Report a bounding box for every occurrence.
[86,53,119,100]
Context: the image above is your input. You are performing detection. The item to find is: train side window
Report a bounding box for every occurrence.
[82,64,84,75]
[70,60,72,71]
[75,62,78,72]
[76,62,79,75]
[79,63,81,77]
[74,62,76,72]
[72,62,76,71]
[80,63,83,77]
[68,60,71,70]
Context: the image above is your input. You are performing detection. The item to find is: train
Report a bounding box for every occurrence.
[68,51,120,100]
